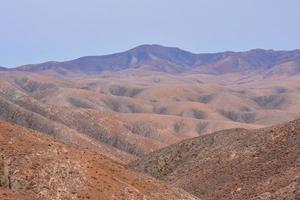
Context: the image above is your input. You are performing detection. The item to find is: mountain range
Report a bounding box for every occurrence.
[0,44,299,199]
[1,44,298,76]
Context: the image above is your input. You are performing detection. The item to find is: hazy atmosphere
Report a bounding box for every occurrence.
[1,0,300,67]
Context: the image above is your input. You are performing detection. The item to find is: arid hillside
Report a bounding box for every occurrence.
[0,120,198,200]
[130,119,300,200]
[0,45,300,199]
[1,53,300,162]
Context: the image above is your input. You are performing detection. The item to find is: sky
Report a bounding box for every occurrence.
[1,0,300,67]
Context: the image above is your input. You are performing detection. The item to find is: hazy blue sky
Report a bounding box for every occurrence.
[1,0,299,67]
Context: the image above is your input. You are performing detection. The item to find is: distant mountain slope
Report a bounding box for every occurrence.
[17,45,198,75]
[16,45,300,76]
[0,66,8,71]
[130,119,300,200]
[0,120,198,200]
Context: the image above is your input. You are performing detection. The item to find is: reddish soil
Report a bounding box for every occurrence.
[0,120,198,200]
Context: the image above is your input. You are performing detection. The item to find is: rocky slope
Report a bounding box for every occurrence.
[0,120,198,200]
[130,119,300,200]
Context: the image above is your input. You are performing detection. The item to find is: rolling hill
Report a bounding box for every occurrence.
[1,70,300,161]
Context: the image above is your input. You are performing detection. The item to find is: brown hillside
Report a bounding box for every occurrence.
[0,120,198,200]
[130,119,300,200]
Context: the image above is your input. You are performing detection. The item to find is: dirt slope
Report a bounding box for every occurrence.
[0,120,198,200]
[130,119,300,200]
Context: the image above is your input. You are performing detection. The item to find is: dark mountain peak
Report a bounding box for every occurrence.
[131,44,167,51]
[129,44,195,57]
[247,48,274,52]
[130,44,191,53]
[127,44,197,67]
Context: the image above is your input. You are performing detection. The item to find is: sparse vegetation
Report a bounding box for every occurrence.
[218,109,256,123]
[154,106,168,115]
[126,122,156,137]
[197,94,213,103]
[174,121,185,133]
[68,97,95,109]
[109,85,142,97]
[253,95,286,109]
[273,86,288,93]
[195,123,208,135]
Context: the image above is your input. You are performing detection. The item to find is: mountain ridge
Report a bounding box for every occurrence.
[14,45,300,76]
